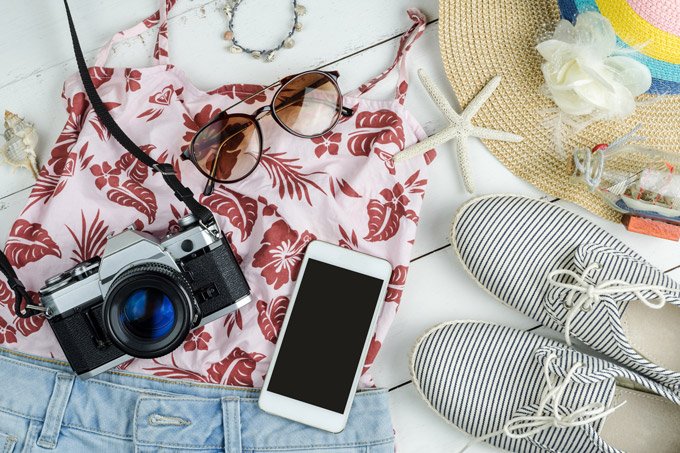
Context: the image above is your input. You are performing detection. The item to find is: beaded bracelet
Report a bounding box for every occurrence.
[223,0,307,63]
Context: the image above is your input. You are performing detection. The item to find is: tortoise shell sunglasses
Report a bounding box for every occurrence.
[182,70,354,196]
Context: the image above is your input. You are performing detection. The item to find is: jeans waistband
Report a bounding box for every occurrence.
[0,346,394,450]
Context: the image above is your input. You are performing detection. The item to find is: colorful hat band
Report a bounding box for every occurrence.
[559,0,680,94]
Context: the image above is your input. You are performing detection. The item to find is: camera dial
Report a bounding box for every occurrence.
[103,263,196,359]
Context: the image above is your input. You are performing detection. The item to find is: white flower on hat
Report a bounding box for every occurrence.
[536,11,651,118]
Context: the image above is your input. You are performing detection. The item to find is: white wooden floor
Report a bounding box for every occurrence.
[2,1,680,451]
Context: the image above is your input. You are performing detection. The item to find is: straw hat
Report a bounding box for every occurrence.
[439,0,680,221]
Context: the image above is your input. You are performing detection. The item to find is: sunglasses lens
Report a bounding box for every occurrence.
[273,73,342,137]
[192,115,261,182]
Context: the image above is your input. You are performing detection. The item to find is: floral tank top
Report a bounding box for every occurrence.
[0,1,434,388]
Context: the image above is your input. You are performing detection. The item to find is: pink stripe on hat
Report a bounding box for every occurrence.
[627,0,680,37]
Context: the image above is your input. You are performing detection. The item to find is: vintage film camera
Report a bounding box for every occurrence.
[39,214,251,379]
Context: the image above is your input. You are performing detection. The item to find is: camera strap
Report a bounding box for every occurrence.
[0,2,218,319]
[63,0,215,227]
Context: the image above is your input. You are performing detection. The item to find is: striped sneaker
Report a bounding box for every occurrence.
[450,194,680,389]
[410,321,680,453]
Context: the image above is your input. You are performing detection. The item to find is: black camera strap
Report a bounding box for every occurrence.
[0,2,217,318]
[63,0,214,227]
[0,251,37,318]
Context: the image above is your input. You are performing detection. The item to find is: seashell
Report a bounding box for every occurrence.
[284,37,295,49]
[294,4,306,16]
[294,22,303,32]
[265,51,277,62]
[223,30,234,41]
[229,45,243,54]
[223,4,232,18]
[1,110,39,179]
[252,51,261,59]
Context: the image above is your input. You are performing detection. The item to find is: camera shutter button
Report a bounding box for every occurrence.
[181,240,194,252]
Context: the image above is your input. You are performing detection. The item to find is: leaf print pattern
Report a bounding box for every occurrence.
[338,225,359,250]
[90,162,158,222]
[206,84,267,104]
[200,187,258,241]
[256,296,289,344]
[49,92,90,174]
[206,347,265,386]
[0,316,17,344]
[154,21,169,61]
[362,335,382,375]
[5,290,45,337]
[260,149,325,206]
[386,265,408,303]
[0,280,42,341]
[347,110,405,156]
[223,310,243,337]
[106,181,158,223]
[5,220,62,268]
[404,170,427,198]
[65,210,110,263]
[144,354,210,382]
[116,144,155,184]
[23,171,66,213]
[88,67,114,89]
[253,220,315,290]
[329,177,362,199]
[364,183,418,242]
[89,102,121,142]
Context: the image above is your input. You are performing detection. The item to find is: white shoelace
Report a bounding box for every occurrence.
[460,353,625,453]
[546,262,677,346]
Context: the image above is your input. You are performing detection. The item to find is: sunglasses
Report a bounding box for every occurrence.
[182,70,354,196]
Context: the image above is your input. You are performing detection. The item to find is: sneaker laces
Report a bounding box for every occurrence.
[460,352,625,453]
[546,262,676,346]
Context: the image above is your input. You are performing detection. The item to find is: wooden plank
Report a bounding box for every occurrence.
[371,245,540,389]
[389,382,496,452]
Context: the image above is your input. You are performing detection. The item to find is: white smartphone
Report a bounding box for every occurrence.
[258,240,393,433]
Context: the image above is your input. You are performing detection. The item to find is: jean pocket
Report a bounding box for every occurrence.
[0,432,17,453]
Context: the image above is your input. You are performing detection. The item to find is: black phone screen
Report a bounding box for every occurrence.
[267,258,385,413]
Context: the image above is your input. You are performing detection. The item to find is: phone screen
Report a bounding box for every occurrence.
[267,258,385,413]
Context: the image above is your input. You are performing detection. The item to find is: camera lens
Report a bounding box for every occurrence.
[120,289,176,340]
[104,264,196,359]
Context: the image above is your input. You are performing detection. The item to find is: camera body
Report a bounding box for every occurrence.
[39,215,251,379]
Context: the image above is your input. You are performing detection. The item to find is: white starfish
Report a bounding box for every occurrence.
[393,69,523,193]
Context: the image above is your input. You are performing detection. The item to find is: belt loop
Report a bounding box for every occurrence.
[37,373,75,449]
[222,397,241,453]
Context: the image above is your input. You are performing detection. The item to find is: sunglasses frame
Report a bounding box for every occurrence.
[183,70,353,192]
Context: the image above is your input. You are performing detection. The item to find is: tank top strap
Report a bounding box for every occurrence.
[347,9,426,104]
[94,0,177,67]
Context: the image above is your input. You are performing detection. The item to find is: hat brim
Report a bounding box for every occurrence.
[439,0,680,221]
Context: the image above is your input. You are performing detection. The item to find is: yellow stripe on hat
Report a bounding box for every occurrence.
[596,0,680,64]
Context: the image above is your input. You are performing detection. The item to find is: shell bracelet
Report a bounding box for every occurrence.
[223,0,306,63]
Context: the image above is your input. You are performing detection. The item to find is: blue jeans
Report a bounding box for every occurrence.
[0,346,394,452]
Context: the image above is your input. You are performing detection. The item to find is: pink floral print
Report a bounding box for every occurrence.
[0,4,431,388]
